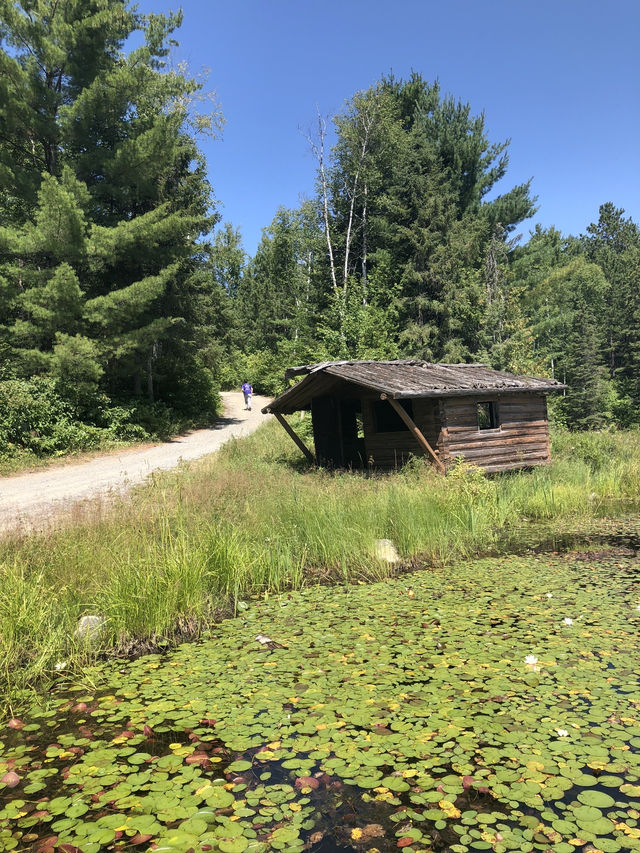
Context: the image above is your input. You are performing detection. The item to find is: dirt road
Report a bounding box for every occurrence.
[0,392,270,535]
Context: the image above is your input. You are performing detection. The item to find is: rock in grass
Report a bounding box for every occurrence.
[75,614,106,642]
[373,539,400,564]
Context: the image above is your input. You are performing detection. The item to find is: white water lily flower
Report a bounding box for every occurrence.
[524,655,538,665]
[636,604,640,611]
[54,661,67,671]
[546,593,553,599]
[563,617,574,626]
[557,728,569,737]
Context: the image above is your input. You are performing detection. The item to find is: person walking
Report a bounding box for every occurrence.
[241,381,253,411]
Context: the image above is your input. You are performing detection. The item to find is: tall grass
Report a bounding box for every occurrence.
[1,419,639,712]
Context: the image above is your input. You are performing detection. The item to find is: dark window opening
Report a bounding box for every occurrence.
[477,401,499,431]
[373,399,413,432]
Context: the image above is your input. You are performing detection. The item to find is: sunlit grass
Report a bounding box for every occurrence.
[1,418,639,713]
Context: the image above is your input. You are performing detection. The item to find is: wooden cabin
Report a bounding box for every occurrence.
[262,360,566,473]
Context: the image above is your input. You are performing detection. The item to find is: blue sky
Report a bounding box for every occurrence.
[137,0,639,256]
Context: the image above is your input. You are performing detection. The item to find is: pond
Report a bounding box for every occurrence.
[2,546,640,852]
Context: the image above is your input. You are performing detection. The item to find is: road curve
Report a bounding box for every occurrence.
[0,392,271,535]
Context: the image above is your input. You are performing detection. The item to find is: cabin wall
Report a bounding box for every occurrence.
[440,394,550,473]
[309,391,551,472]
[362,398,443,469]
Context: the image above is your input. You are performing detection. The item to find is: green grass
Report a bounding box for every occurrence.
[1,418,639,713]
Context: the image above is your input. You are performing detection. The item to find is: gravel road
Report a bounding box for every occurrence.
[0,392,270,535]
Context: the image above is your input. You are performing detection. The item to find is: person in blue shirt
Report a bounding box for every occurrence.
[241,381,253,410]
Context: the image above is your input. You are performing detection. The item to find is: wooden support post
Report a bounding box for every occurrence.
[274,412,315,463]
[383,394,446,474]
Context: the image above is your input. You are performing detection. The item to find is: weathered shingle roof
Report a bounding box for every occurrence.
[263,360,565,414]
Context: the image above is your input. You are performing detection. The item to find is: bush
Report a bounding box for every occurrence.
[0,377,71,456]
[0,377,151,460]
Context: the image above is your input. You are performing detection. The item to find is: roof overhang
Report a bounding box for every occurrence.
[262,362,566,415]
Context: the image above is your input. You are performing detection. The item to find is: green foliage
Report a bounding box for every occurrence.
[550,428,629,473]
[0,377,71,455]
[236,204,326,358]
[0,372,218,465]
[512,208,640,429]
[322,74,537,359]
[0,376,116,459]
[0,0,224,454]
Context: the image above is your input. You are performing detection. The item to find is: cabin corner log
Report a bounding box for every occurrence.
[273,412,315,463]
[382,394,446,474]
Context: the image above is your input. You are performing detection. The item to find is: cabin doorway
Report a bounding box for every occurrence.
[311,396,365,468]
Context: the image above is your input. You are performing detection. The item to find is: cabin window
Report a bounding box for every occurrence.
[373,399,413,432]
[477,401,499,431]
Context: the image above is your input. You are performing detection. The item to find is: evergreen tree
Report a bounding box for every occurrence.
[238,204,325,362]
[319,74,537,360]
[582,204,640,404]
[532,258,611,428]
[0,0,222,421]
[211,223,246,300]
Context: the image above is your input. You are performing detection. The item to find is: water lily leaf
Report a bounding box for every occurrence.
[577,790,615,808]
[218,839,248,853]
[227,760,252,773]
[572,805,604,823]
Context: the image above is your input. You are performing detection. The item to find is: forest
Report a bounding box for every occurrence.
[1,0,639,463]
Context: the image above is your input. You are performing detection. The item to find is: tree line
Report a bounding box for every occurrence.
[224,78,640,431]
[1,2,638,462]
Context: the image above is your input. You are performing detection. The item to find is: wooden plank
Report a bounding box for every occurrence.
[446,442,549,461]
[445,457,550,471]
[449,432,549,445]
[446,442,549,457]
[447,424,549,437]
[446,417,549,433]
[274,413,315,463]
[446,430,550,451]
[385,395,446,474]
[444,406,548,422]
[444,440,549,456]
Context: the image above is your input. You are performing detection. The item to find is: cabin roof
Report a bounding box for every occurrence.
[262,360,566,415]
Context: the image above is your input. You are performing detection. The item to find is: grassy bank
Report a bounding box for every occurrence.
[1,419,640,711]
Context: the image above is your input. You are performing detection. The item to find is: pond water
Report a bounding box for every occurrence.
[2,534,640,853]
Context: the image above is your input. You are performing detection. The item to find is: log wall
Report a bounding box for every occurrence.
[362,398,443,469]
[311,391,551,473]
[440,394,550,473]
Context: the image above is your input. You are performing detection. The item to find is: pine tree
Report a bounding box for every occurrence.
[582,204,640,405]
[0,0,222,421]
[533,259,611,428]
[319,74,537,360]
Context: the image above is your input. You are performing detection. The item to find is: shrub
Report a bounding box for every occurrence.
[0,377,71,456]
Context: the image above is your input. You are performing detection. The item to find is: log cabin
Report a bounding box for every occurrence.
[262,360,566,473]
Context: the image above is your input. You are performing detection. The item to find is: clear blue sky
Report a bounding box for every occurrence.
[137,0,639,256]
